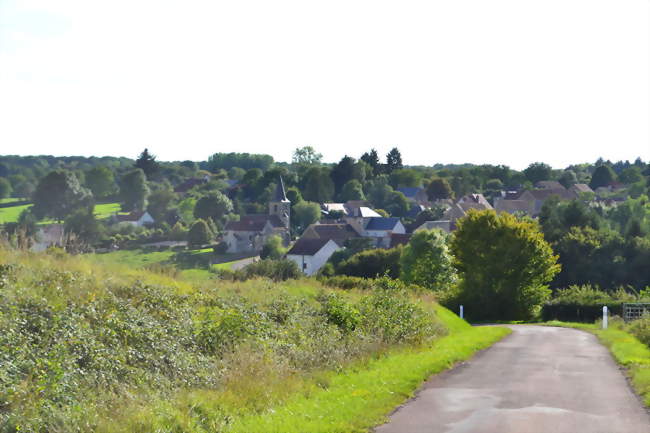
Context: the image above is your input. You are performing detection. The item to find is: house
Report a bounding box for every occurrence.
[493,199,534,216]
[223,177,290,254]
[515,188,576,216]
[361,217,406,248]
[570,183,594,195]
[286,238,341,276]
[535,180,565,190]
[114,211,155,227]
[396,187,429,205]
[457,194,492,208]
[301,223,361,246]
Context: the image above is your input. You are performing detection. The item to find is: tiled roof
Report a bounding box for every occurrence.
[306,223,360,241]
[287,238,333,256]
[535,180,565,190]
[116,211,147,222]
[495,200,532,214]
[365,217,401,231]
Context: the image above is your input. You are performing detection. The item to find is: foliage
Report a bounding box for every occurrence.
[292,201,321,231]
[450,210,560,321]
[0,177,12,199]
[523,162,552,184]
[590,164,616,189]
[188,219,213,246]
[426,177,453,200]
[65,208,104,246]
[335,247,402,279]
[628,317,650,348]
[32,170,94,221]
[541,285,638,322]
[340,179,366,201]
[84,165,117,199]
[146,187,176,221]
[134,148,160,178]
[401,229,457,291]
[385,147,403,173]
[260,235,287,260]
[119,169,150,212]
[301,167,334,203]
[206,152,274,171]
[385,190,411,217]
[292,146,323,165]
[360,148,380,176]
[193,191,233,223]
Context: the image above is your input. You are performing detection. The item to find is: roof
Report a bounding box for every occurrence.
[396,187,424,198]
[272,176,289,202]
[358,207,381,218]
[519,188,576,201]
[495,200,532,214]
[571,183,593,194]
[287,237,334,256]
[365,217,402,231]
[305,223,360,241]
[535,180,565,190]
[458,194,491,207]
[224,214,284,232]
[389,233,412,248]
[323,203,348,214]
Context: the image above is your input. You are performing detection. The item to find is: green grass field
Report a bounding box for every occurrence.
[0,201,121,224]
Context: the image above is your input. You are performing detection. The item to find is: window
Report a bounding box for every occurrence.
[274,205,278,213]
[303,262,307,270]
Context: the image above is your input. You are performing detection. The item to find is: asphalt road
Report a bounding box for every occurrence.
[375,325,650,433]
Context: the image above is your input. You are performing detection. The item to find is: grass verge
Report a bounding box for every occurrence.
[226,318,510,433]
[543,320,650,406]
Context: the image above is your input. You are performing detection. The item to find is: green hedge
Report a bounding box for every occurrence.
[541,302,624,322]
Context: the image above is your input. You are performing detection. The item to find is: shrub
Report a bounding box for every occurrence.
[318,292,360,332]
[627,317,650,347]
[450,210,560,321]
[541,285,635,322]
[260,235,287,260]
[317,275,375,290]
[237,259,300,281]
[335,247,402,279]
[400,229,456,291]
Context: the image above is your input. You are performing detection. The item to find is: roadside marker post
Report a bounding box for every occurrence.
[460,305,464,320]
[602,306,608,329]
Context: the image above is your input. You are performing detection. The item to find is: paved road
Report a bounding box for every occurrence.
[375,325,650,433]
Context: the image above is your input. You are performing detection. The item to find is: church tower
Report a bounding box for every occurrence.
[269,176,291,229]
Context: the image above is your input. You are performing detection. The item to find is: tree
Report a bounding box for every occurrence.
[336,247,402,279]
[292,201,321,231]
[65,208,104,246]
[589,165,616,189]
[389,169,421,188]
[188,219,212,247]
[400,229,456,290]
[523,162,552,184]
[558,170,578,188]
[413,206,445,228]
[147,187,177,221]
[32,170,93,221]
[450,210,560,321]
[385,147,403,173]
[302,167,334,203]
[260,235,287,260]
[193,191,233,223]
[330,156,356,193]
[426,178,453,201]
[360,149,380,176]
[134,148,159,178]
[292,146,322,165]
[0,177,12,199]
[119,169,150,212]
[385,191,410,217]
[85,166,116,199]
[286,187,303,205]
[340,179,366,201]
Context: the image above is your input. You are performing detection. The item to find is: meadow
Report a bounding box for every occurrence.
[0,245,509,432]
[0,201,121,224]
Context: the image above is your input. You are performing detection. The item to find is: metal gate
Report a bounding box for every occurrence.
[622,303,650,322]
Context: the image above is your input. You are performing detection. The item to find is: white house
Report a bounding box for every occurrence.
[114,211,155,227]
[361,217,406,248]
[286,238,341,276]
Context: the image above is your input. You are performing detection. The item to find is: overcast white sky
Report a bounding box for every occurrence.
[0,0,648,169]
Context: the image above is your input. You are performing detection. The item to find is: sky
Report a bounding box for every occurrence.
[0,0,648,170]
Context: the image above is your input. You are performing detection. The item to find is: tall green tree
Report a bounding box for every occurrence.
[426,178,453,201]
[360,149,380,176]
[385,147,403,173]
[523,162,552,184]
[330,156,356,194]
[147,187,177,221]
[260,235,287,260]
[119,169,150,212]
[450,210,560,321]
[292,146,322,165]
[0,177,12,199]
[188,219,212,247]
[84,166,116,199]
[400,229,456,290]
[340,179,366,201]
[292,201,321,231]
[193,191,233,223]
[32,170,93,221]
[302,167,334,203]
[134,148,159,178]
[589,165,616,189]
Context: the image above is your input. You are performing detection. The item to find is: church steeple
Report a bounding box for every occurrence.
[269,176,291,229]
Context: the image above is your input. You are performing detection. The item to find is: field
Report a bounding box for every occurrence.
[0,201,121,224]
[0,245,509,432]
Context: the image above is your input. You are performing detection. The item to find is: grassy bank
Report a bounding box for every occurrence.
[545,320,650,406]
[0,246,509,432]
[0,201,120,224]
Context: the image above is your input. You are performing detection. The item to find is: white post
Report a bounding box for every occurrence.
[460,305,464,320]
[602,306,608,329]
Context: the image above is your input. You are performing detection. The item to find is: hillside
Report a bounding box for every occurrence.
[0,245,508,432]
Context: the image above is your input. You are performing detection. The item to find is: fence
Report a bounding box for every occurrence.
[622,303,650,322]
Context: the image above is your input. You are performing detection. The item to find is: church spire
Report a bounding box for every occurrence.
[273,176,289,202]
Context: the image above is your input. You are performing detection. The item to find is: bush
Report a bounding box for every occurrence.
[335,247,402,279]
[541,285,635,322]
[317,275,375,291]
[400,229,456,291]
[318,292,360,332]
[627,317,650,347]
[214,259,302,282]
